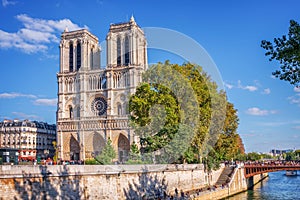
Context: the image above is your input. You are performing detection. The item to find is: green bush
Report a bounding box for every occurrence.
[125,159,144,164]
[84,158,99,165]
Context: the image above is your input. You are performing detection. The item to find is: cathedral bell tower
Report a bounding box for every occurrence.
[56,17,147,162]
[57,29,102,161]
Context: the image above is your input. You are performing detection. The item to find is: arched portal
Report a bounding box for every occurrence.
[118,134,130,163]
[69,135,80,160]
[92,132,105,156]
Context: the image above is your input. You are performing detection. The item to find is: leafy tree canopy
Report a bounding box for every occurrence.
[129,61,244,168]
[261,20,300,86]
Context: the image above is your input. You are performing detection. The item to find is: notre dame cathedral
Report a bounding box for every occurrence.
[56,16,147,162]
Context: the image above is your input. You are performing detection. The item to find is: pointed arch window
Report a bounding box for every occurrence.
[117,37,121,66]
[76,106,80,118]
[69,43,73,72]
[69,106,73,119]
[90,48,93,69]
[76,42,81,70]
[117,104,122,116]
[125,36,130,65]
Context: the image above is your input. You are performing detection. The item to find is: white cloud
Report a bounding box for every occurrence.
[224,82,233,89]
[11,112,41,120]
[224,80,259,91]
[259,120,300,127]
[244,85,258,92]
[270,75,277,79]
[288,87,300,106]
[2,0,17,7]
[294,87,300,93]
[18,28,58,43]
[0,92,37,99]
[237,80,258,92]
[0,14,88,54]
[288,93,300,106]
[16,14,88,33]
[262,88,271,95]
[246,107,277,116]
[34,98,57,106]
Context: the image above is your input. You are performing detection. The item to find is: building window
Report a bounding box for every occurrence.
[77,106,80,118]
[117,37,121,66]
[77,42,81,70]
[117,104,122,116]
[90,48,93,69]
[125,36,130,65]
[69,43,73,72]
[69,106,73,119]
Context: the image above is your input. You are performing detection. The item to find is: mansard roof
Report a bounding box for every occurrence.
[0,119,56,130]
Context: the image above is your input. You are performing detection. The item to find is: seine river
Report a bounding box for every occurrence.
[227,171,300,200]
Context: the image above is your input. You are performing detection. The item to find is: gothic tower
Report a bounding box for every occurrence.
[56,17,147,162]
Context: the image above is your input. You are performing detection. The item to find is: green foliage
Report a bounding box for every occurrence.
[234,153,247,161]
[183,147,198,164]
[84,158,98,165]
[214,102,241,161]
[96,139,116,165]
[52,141,57,163]
[130,61,200,164]
[246,152,262,161]
[126,142,144,164]
[130,82,180,153]
[260,153,274,160]
[203,149,221,172]
[129,61,244,167]
[285,152,297,161]
[261,20,300,86]
[295,149,300,158]
[125,159,144,164]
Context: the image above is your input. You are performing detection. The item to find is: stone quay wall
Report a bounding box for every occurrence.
[194,166,268,200]
[0,164,224,199]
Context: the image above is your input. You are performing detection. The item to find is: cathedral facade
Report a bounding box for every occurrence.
[56,17,147,162]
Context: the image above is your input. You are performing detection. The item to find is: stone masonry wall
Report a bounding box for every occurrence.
[194,166,268,200]
[0,164,224,199]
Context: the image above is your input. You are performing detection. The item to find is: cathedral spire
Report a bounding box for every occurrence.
[64,27,69,32]
[130,14,135,22]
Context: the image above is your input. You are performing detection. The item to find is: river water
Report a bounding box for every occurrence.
[227,171,300,200]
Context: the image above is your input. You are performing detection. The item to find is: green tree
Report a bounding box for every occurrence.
[130,61,199,163]
[52,141,57,163]
[171,62,227,163]
[295,149,300,159]
[214,102,246,162]
[126,142,143,164]
[96,139,116,165]
[285,151,297,161]
[246,152,261,161]
[129,61,243,166]
[261,20,300,86]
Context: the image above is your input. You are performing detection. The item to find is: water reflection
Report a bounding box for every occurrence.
[226,171,300,200]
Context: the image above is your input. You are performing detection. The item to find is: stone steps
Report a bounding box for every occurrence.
[215,166,235,186]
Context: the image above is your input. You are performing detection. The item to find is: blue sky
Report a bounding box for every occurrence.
[0,0,299,153]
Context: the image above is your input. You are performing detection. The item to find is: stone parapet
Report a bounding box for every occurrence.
[0,164,224,199]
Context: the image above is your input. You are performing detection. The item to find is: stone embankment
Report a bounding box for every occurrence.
[0,164,267,199]
[0,164,223,199]
[191,165,268,200]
